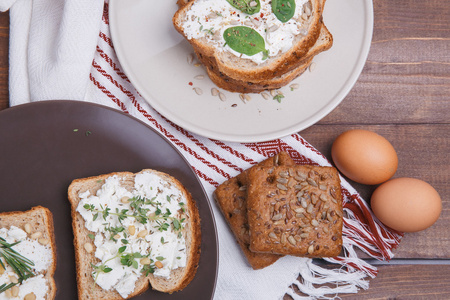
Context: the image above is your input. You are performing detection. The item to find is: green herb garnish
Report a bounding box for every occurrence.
[226,0,260,15]
[272,0,296,23]
[0,283,17,294]
[179,202,185,213]
[83,198,185,232]
[273,93,285,103]
[120,252,142,269]
[0,237,36,294]
[141,263,155,276]
[223,26,269,58]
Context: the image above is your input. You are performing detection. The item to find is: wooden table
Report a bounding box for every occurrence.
[0,1,449,298]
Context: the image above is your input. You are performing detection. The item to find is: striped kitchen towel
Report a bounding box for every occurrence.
[6,0,402,299]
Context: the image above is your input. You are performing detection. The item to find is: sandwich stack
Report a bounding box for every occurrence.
[173,0,333,93]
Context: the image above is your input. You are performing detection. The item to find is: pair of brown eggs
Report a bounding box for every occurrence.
[331,129,442,233]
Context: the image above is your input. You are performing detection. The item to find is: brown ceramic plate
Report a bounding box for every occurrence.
[0,100,218,300]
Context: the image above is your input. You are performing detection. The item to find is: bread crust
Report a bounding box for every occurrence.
[0,206,57,300]
[173,0,324,82]
[68,169,201,299]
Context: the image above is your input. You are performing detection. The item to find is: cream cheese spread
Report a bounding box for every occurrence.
[181,0,310,64]
[0,226,52,300]
[76,172,188,298]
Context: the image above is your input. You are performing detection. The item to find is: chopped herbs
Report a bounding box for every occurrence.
[0,283,17,294]
[120,252,142,269]
[273,93,285,103]
[84,190,186,284]
[83,197,185,233]
[0,237,36,293]
[141,263,155,276]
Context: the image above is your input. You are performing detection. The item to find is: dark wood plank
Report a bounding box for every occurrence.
[284,264,450,300]
[339,264,450,299]
[319,0,450,125]
[0,1,449,299]
[0,11,9,111]
[300,124,449,259]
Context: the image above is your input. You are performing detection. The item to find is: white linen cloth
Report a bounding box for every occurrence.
[3,0,402,299]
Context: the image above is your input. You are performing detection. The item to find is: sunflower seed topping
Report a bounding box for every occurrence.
[307,178,318,186]
[269,232,278,239]
[277,183,288,190]
[261,92,270,100]
[288,236,297,245]
[277,177,288,184]
[211,88,219,96]
[219,92,227,101]
[272,213,283,221]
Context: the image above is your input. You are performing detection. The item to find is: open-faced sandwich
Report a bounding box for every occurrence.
[68,169,201,299]
[0,206,57,300]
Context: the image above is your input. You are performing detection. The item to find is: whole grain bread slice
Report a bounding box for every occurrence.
[246,165,343,257]
[173,0,324,82]
[68,169,201,299]
[0,206,57,299]
[213,152,295,269]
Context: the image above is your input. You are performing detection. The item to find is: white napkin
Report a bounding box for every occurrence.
[5,0,401,299]
[7,0,103,105]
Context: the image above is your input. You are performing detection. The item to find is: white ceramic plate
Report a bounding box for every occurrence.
[109,0,373,142]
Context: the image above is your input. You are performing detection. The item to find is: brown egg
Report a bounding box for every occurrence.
[371,178,442,232]
[331,129,398,185]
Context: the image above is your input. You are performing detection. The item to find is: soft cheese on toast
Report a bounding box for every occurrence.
[68,169,201,299]
[204,22,332,93]
[0,206,57,300]
[173,0,325,83]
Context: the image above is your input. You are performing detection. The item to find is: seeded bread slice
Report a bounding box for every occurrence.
[68,169,201,299]
[173,0,324,82]
[246,165,343,257]
[213,152,295,269]
[0,206,57,299]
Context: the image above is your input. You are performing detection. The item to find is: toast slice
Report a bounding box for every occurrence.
[68,169,201,299]
[203,22,332,93]
[213,152,295,269]
[173,0,324,82]
[246,165,343,257]
[0,206,57,299]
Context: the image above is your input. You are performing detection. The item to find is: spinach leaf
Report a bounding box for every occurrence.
[272,0,296,23]
[223,26,268,58]
[226,0,260,15]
